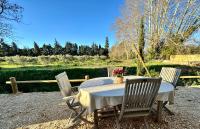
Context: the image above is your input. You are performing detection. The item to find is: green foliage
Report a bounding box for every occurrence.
[41,44,53,55]
[0,38,109,57]
[105,36,109,49]
[104,36,109,57]
[11,42,18,56]
[0,68,108,93]
[53,39,63,55]
[33,42,41,56]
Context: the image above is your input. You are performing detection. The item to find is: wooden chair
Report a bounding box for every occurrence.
[159,67,181,88]
[159,67,181,115]
[55,72,92,128]
[107,66,124,77]
[115,78,162,128]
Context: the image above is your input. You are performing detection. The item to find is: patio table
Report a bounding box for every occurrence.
[77,76,174,126]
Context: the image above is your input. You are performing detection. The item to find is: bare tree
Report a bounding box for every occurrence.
[115,0,200,59]
[0,0,23,38]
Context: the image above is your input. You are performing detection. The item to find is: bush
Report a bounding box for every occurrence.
[38,56,50,65]
[0,67,108,93]
[5,56,15,64]
[13,56,28,66]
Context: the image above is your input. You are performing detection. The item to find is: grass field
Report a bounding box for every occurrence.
[0,58,167,70]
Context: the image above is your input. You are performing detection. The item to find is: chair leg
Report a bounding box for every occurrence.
[114,106,120,129]
[72,108,93,124]
[72,108,86,123]
[156,101,163,122]
[163,106,175,115]
[163,101,174,115]
[94,109,99,129]
[144,117,149,129]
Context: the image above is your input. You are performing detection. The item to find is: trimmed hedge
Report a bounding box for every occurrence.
[0,64,199,93]
[0,68,108,93]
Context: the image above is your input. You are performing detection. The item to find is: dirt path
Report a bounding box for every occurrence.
[0,87,200,129]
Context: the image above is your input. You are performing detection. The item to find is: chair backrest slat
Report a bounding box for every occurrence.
[159,67,181,87]
[55,72,72,97]
[121,78,162,114]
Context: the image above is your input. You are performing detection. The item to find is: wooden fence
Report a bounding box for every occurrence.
[6,75,200,94]
[6,75,89,94]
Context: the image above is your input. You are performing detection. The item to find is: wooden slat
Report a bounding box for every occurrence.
[119,78,162,121]
[6,79,86,84]
[180,76,200,79]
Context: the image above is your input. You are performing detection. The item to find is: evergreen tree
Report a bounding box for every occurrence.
[78,45,92,55]
[0,39,10,56]
[91,43,99,55]
[19,47,32,56]
[85,45,92,55]
[26,48,34,56]
[99,45,105,56]
[42,44,53,55]
[137,16,145,76]
[65,42,72,54]
[71,43,78,55]
[104,36,109,57]
[33,42,41,56]
[53,39,63,55]
[105,37,109,49]
[11,42,18,56]
[78,45,85,55]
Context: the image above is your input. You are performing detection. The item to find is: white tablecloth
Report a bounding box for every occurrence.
[77,76,174,113]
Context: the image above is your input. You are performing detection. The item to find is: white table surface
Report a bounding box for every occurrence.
[77,76,174,113]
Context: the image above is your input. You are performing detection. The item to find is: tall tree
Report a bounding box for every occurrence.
[115,0,200,59]
[0,38,10,56]
[64,42,72,54]
[33,42,41,56]
[53,39,63,55]
[105,37,109,49]
[79,45,92,55]
[11,42,18,55]
[42,44,53,55]
[91,43,99,56]
[98,45,104,56]
[71,43,78,55]
[104,37,109,57]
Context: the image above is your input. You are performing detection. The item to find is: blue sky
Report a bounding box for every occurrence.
[10,0,124,48]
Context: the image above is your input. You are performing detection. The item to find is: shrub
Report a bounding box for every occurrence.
[0,67,108,93]
[5,56,15,64]
[13,56,27,66]
[38,56,50,65]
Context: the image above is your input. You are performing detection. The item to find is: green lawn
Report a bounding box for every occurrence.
[0,59,169,70]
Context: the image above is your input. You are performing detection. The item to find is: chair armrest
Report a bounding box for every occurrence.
[62,96,75,101]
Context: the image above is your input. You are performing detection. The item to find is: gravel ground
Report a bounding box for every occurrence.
[0,87,200,129]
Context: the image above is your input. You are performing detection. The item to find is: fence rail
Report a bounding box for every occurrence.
[6,79,86,84]
[6,75,200,94]
[6,75,89,94]
[179,76,200,79]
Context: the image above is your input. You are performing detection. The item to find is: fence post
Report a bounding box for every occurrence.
[85,75,89,80]
[10,77,18,94]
